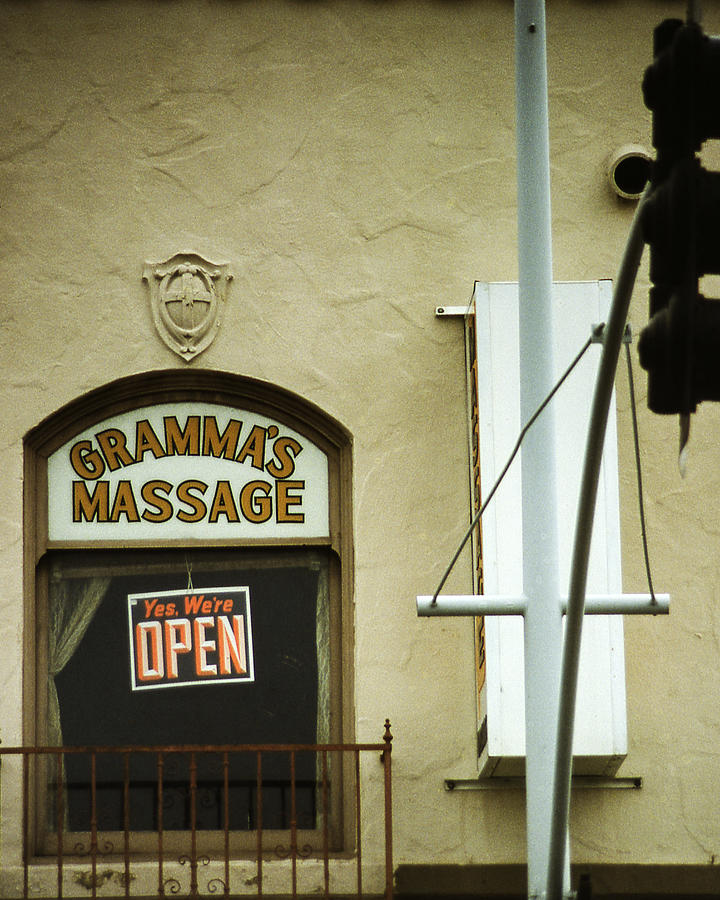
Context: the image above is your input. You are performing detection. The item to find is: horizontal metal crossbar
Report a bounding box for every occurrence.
[417,593,669,617]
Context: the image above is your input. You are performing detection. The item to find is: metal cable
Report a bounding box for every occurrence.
[430,332,596,605]
[624,340,658,604]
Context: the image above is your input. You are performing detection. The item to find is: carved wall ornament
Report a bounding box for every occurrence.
[143,253,232,361]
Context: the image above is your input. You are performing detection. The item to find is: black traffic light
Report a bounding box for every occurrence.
[638,18,720,417]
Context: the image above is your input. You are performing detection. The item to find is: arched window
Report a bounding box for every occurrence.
[24,370,353,852]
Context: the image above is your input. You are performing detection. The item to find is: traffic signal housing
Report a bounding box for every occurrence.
[638,18,720,417]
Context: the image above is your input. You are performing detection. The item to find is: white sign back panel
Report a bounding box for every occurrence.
[473,281,627,775]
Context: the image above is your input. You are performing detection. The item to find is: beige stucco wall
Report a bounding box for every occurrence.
[1,0,719,891]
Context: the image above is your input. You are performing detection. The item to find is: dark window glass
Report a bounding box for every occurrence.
[46,549,331,832]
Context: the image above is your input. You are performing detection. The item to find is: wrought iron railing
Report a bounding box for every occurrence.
[0,721,393,900]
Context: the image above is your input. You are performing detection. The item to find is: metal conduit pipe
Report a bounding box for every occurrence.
[546,186,652,900]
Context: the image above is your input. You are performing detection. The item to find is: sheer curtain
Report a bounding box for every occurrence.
[315,562,330,745]
[47,570,112,748]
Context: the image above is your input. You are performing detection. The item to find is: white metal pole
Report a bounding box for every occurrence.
[514,2,568,897]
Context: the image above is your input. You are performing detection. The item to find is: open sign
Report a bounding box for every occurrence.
[128,586,255,691]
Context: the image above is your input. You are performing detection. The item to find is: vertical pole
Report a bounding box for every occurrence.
[256,751,264,898]
[686,0,702,24]
[514,2,569,897]
[383,720,394,900]
[157,752,165,898]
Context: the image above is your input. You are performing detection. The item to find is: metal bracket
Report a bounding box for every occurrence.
[591,322,633,344]
[444,775,642,791]
[436,305,471,317]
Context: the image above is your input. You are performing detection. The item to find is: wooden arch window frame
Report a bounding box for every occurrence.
[23,369,354,855]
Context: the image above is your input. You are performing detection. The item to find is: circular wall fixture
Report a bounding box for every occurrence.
[607,145,653,199]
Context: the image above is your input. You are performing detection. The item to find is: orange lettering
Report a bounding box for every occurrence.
[217,615,247,675]
[184,594,206,615]
[143,597,159,618]
[239,480,272,523]
[141,480,173,522]
[236,425,268,470]
[266,436,302,479]
[69,440,106,480]
[208,480,240,523]
[176,480,208,522]
[96,428,133,471]
[164,416,201,456]
[110,481,140,522]
[136,621,164,682]
[134,419,166,463]
[203,417,242,459]
[164,619,192,678]
[193,616,217,676]
[275,480,305,523]
[73,480,109,522]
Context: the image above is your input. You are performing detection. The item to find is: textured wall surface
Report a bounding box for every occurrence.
[1,0,720,887]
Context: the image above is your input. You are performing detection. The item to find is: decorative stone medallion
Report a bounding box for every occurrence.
[143,253,232,361]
